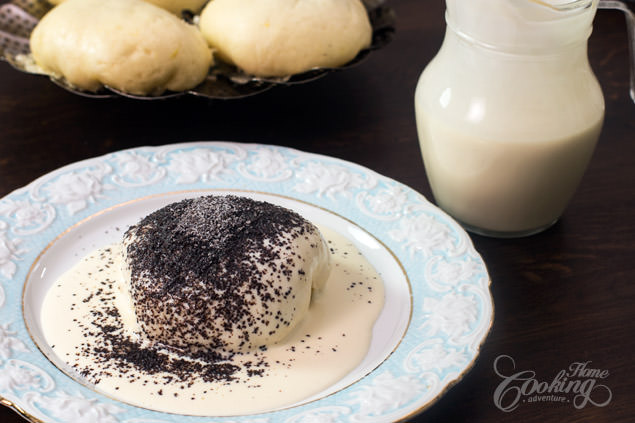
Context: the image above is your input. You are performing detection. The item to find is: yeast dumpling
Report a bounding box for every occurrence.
[199,0,372,77]
[47,0,209,15]
[122,196,331,352]
[30,0,212,95]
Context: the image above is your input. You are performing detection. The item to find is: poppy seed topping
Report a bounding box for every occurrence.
[122,195,331,352]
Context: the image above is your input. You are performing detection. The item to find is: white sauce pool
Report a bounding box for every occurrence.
[40,227,384,416]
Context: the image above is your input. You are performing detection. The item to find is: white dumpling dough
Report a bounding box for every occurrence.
[122,195,332,352]
[199,0,372,77]
[48,0,209,15]
[30,0,212,95]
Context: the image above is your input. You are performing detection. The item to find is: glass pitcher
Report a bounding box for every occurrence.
[415,0,606,238]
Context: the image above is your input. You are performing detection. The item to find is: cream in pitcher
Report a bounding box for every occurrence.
[415,0,605,237]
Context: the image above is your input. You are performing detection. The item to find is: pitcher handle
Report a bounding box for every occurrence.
[599,0,635,103]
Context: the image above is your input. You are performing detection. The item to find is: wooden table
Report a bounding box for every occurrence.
[1,0,633,421]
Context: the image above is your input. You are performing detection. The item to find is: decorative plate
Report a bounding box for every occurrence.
[0,142,493,422]
[0,0,396,100]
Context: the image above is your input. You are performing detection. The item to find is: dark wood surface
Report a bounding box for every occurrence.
[1,1,634,421]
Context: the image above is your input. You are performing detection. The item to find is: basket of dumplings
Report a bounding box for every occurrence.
[0,0,395,99]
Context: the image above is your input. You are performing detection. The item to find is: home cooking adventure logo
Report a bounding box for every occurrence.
[493,355,612,412]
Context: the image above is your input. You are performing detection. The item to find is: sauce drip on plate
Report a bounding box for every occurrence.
[41,226,384,416]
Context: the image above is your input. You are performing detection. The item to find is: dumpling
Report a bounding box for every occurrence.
[30,0,212,95]
[122,195,332,352]
[47,0,209,17]
[199,0,372,77]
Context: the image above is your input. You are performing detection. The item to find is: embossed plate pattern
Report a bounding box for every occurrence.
[0,142,493,422]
